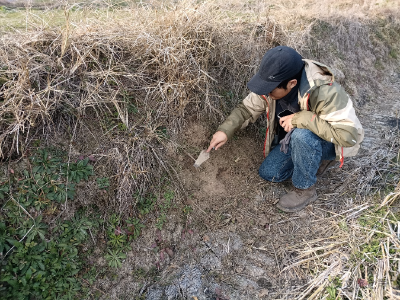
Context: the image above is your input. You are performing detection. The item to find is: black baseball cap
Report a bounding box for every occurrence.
[247,46,304,95]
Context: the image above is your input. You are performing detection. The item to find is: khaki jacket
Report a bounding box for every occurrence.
[217,59,364,164]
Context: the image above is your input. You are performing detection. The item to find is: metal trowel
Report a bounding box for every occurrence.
[194,150,210,168]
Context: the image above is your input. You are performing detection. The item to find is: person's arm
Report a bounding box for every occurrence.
[207,93,267,152]
[291,84,358,147]
[216,103,252,140]
[217,92,267,139]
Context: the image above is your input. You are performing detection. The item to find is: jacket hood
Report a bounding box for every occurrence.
[299,59,335,99]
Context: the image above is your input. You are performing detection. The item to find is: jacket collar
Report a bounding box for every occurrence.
[299,59,334,98]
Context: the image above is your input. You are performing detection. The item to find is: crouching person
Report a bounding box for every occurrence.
[207,46,364,212]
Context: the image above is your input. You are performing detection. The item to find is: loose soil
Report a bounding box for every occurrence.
[89,70,400,300]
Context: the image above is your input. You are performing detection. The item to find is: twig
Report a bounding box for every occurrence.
[81,278,106,295]
[280,249,339,273]
[9,195,35,221]
[88,228,96,245]
[139,281,148,295]
[272,241,281,273]
[2,225,34,261]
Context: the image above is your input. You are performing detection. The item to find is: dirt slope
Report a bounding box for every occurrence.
[93,65,400,300]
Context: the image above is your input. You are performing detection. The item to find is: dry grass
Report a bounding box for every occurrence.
[0,0,398,158]
[284,199,400,299]
[0,0,281,214]
[280,131,400,299]
[0,0,400,298]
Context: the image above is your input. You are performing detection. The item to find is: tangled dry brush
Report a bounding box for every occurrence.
[0,3,282,206]
[1,0,399,202]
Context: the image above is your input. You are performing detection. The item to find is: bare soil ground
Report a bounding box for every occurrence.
[83,70,400,299]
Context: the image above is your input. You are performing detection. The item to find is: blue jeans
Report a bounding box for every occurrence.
[259,128,336,189]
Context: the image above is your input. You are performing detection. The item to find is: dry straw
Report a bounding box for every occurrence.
[281,131,400,299]
[0,0,280,214]
[0,0,400,298]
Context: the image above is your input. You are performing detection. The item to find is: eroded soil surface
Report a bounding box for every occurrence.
[93,69,400,300]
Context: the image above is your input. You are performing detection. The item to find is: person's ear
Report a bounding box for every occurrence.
[288,79,297,89]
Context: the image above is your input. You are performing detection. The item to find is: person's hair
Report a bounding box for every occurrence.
[276,65,304,90]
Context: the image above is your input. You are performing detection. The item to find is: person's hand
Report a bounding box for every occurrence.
[279,114,295,132]
[207,131,227,152]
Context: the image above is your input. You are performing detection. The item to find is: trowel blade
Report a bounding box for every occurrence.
[194,150,210,168]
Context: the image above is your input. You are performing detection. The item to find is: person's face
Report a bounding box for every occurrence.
[268,79,298,100]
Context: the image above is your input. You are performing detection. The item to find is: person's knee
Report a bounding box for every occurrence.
[259,165,286,182]
[290,129,315,147]
[259,165,274,181]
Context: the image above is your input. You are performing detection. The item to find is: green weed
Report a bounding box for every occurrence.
[105,214,145,265]
[326,277,341,300]
[0,148,95,299]
[100,109,126,132]
[108,231,128,248]
[64,158,94,183]
[338,219,348,231]
[155,214,167,230]
[155,190,174,230]
[389,49,398,59]
[156,126,168,139]
[96,177,110,190]
[105,250,126,268]
[182,205,193,215]
[161,190,174,210]
[136,193,156,215]
[132,267,146,279]
[128,103,139,114]
[126,217,145,240]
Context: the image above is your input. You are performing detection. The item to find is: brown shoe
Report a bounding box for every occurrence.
[276,185,317,212]
[316,160,337,176]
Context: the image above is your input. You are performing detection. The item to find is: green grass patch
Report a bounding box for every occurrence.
[0,149,95,299]
[0,147,151,298]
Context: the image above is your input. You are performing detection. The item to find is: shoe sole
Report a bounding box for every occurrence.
[276,193,318,213]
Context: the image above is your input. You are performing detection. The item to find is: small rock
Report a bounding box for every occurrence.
[165,247,174,258]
